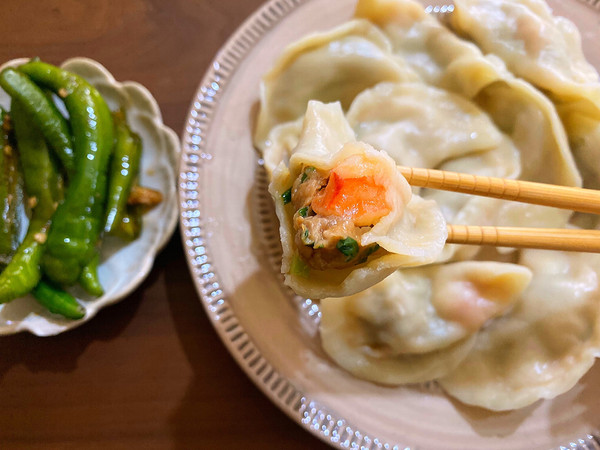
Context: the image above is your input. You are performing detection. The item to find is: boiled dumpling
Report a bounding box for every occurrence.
[450,0,600,187]
[439,250,600,411]
[354,0,581,233]
[355,0,580,185]
[320,262,532,384]
[269,100,447,298]
[450,0,599,97]
[346,82,508,170]
[254,19,418,149]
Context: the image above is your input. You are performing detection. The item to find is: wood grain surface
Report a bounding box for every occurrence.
[0,1,330,448]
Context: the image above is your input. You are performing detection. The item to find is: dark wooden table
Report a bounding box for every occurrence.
[0,1,330,448]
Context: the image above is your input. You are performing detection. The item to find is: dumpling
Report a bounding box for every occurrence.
[450,0,599,97]
[269,100,447,298]
[320,262,532,384]
[439,250,600,411]
[254,19,418,149]
[450,0,600,187]
[346,82,508,170]
[355,0,579,184]
[354,0,581,232]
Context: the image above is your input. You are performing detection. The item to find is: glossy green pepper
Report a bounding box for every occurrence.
[20,60,114,286]
[104,110,141,234]
[0,108,23,264]
[113,209,142,241]
[0,67,75,176]
[32,280,85,320]
[78,251,103,296]
[0,100,61,303]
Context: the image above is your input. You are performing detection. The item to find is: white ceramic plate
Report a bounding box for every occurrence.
[0,57,179,336]
[179,1,600,448]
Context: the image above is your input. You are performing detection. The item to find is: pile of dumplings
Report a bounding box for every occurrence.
[253,0,600,411]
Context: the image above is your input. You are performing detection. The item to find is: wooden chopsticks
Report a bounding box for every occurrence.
[446,225,600,252]
[398,166,600,253]
[399,166,600,214]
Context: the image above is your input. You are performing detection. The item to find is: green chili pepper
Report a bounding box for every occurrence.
[104,110,141,234]
[282,187,292,204]
[0,223,48,303]
[0,100,62,303]
[20,60,114,286]
[113,209,142,241]
[0,108,24,264]
[32,280,85,320]
[337,237,359,262]
[11,101,62,220]
[78,251,103,297]
[0,68,75,176]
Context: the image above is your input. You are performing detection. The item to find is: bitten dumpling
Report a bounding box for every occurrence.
[320,262,532,384]
[269,101,447,298]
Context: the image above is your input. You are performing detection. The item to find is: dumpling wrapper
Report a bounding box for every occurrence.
[320,262,531,384]
[450,0,599,98]
[254,19,418,149]
[261,117,303,176]
[354,0,581,232]
[269,101,447,298]
[450,0,600,187]
[440,250,600,411]
[346,82,508,170]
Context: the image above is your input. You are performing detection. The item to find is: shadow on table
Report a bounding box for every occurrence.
[0,268,148,380]
[164,265,329,449]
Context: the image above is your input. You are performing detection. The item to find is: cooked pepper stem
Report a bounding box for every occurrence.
[112,209,142,241]
[20,60,114,286]
[32,280,85,320]
[79,251,104,296]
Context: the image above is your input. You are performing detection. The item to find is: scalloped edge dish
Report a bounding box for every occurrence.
[0,57,179,336]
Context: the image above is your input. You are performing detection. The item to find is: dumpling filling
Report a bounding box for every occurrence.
[289,153,394,270]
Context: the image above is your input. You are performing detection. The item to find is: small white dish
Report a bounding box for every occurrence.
[0,57,179,336]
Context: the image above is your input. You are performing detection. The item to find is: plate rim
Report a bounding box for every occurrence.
[178,0,600,448]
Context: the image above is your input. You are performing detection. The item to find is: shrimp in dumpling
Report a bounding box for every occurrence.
[439,250,600,411]
[320,262,532,384]
[269,101,447,298]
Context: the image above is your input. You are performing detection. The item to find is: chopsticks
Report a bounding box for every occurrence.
[398,166,600,253]
[399,166,600,214]
[446,225,600,252]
